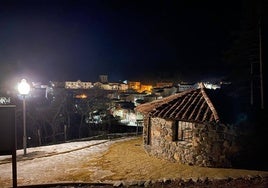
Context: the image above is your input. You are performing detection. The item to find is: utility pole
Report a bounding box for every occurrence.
[250,62,254,106]
[258,4,264,109]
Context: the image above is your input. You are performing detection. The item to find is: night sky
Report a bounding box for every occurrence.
[0,0,258,84]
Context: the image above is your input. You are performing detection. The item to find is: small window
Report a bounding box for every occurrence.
[173,121,193,141]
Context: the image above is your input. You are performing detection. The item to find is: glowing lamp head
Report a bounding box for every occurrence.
[18,79,30,95]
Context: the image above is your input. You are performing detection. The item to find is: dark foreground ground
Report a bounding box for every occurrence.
[17,176,268,188]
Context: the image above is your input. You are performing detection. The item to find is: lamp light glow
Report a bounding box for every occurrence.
[18,79,30,95]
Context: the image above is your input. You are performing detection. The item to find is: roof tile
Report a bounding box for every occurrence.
[135,87,220,123]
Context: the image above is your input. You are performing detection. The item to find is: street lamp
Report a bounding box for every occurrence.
[18,79,30,156]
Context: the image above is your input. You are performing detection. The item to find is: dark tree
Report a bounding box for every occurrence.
[223,0,263,110]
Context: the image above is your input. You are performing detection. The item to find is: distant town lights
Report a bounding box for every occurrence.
[75,94,87,99]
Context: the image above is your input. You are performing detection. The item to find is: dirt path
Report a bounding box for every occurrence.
[65,137,268,183]
[1,136,267,187]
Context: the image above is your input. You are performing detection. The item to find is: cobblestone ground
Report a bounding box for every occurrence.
[16,176,268,188]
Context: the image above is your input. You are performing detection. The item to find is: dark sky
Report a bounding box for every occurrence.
[0,0,250,84]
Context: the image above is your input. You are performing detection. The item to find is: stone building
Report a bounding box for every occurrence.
[135,83,239,168]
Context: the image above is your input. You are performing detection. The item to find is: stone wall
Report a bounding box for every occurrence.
[143,117,238,167]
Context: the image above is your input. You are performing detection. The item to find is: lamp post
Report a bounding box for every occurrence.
[18,79,30,156]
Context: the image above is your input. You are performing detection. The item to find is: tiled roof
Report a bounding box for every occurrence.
[135,85,222,123]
